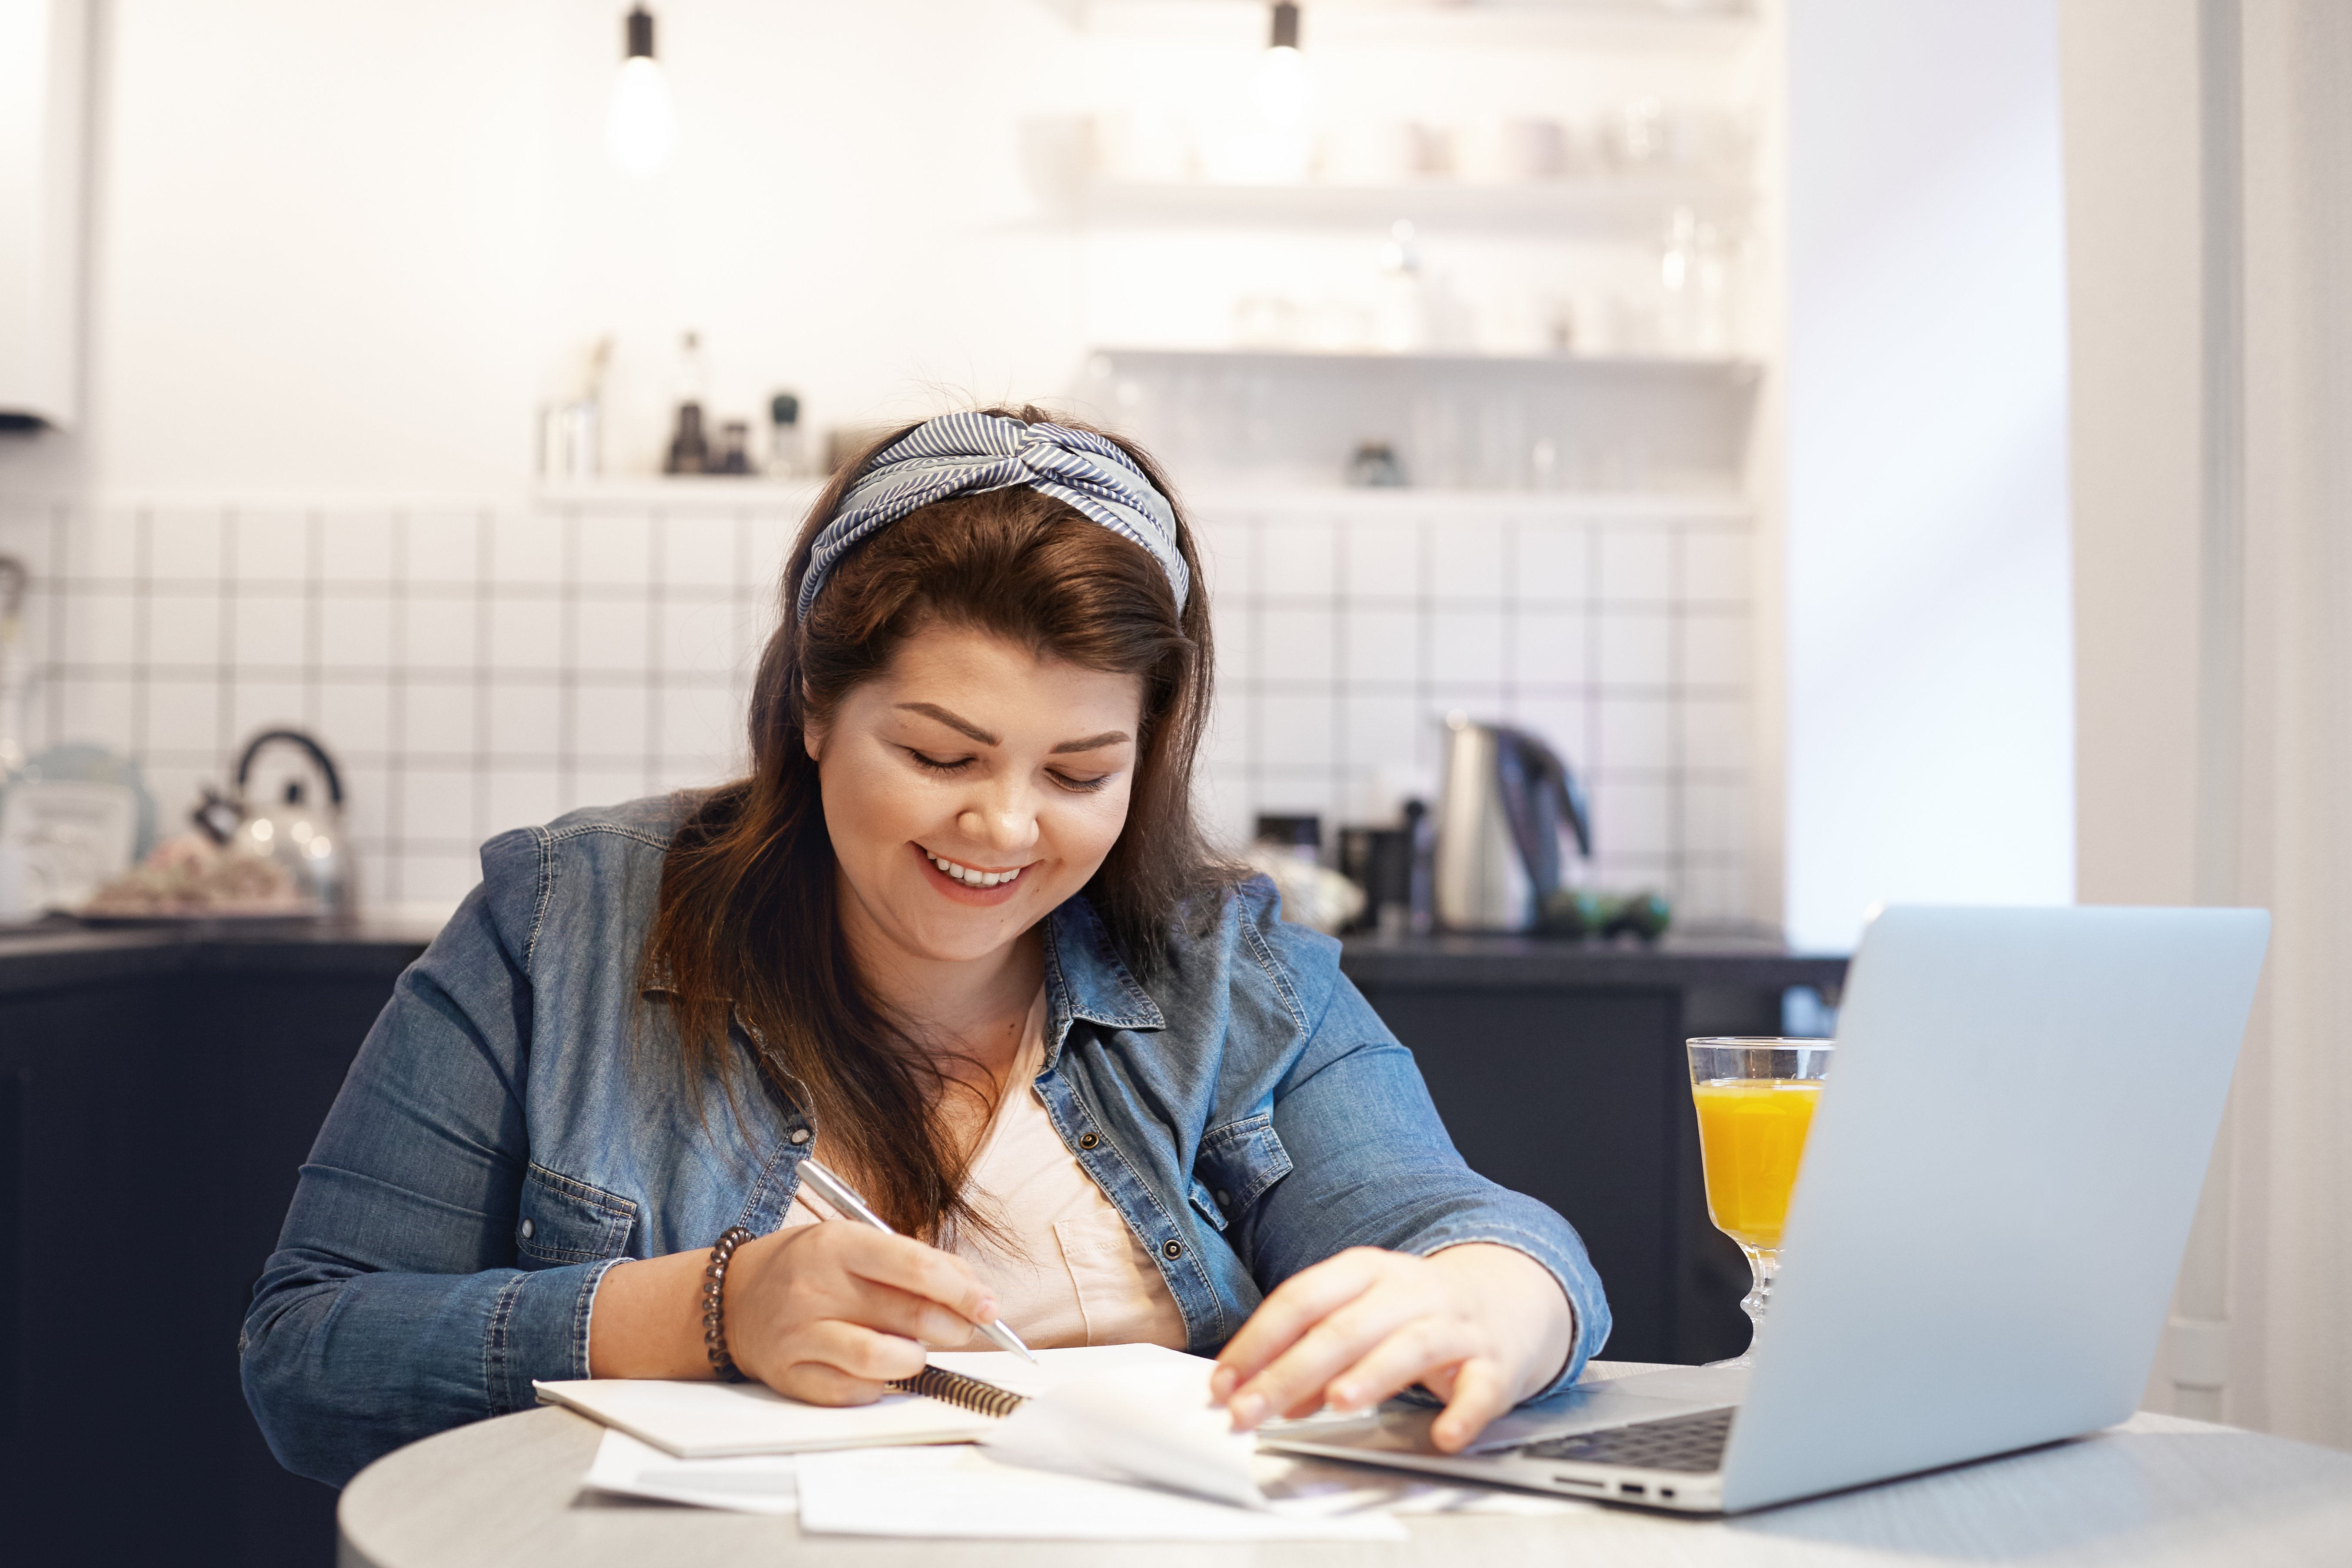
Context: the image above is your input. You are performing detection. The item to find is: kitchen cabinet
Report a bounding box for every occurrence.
[0,925,430,1568]
[1341,933,1847,1365]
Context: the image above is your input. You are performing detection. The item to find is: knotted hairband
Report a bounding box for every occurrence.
[794,411,1189,623]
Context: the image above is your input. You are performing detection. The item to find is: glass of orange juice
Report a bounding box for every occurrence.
[1687,1036,1833,1365]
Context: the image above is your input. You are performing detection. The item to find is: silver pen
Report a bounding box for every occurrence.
[795,1156,1037,1364]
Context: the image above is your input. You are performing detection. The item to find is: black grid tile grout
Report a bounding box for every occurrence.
[11,499,1756,918]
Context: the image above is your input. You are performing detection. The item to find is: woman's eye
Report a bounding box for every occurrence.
[1051,770,1115,794]
[908,750,974,774]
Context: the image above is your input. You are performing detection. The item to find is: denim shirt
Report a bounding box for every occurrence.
[240,797,1610,1486]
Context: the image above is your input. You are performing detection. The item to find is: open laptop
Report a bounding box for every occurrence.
[1263,905,2271,1514]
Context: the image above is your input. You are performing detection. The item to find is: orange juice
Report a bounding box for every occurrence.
[1692,1079,1823,1251]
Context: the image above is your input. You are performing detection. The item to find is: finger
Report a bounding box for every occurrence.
[773,1359,892,1408]
[1212,1249,1387,1400]
[835,1274,984,1349]
[1429,1356,1513,1453]
[1321,1317,1480,1414]
[827,1228,999,1324]
[1228,1286,1443,1428]
[1232,1316,1467,1438]
[778,1317,929,1391]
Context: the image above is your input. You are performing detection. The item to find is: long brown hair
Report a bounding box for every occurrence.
[643,407,1231,1239]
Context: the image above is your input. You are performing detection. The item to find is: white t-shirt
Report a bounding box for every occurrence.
[778,988,1190,1352]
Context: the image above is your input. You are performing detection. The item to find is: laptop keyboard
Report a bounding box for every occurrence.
[1517,1406,1735,1473]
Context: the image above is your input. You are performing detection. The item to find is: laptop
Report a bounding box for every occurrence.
[1263,905,2271,1514]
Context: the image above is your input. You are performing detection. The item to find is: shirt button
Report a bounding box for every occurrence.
[1162,1239,1183,1259]
[1078,1131,1100,1149]
[789,1128,811,1145]
[1215,1189,1231,1206]
[519,1219,535,1240]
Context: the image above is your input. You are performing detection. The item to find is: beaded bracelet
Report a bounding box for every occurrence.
[702,1225,755,1383]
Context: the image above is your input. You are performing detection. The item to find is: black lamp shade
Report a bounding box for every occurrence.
[625,6,655,60]
[1270,2,1300,50]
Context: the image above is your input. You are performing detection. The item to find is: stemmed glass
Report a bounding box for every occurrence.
[1686,1037,1834,1366]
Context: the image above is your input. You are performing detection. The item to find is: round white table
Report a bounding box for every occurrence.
[337,1362,2352,1568]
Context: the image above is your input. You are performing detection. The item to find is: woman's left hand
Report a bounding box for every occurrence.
[1210,1243,1574,1453]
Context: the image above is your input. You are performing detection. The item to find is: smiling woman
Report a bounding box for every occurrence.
[238,408,1612,1489]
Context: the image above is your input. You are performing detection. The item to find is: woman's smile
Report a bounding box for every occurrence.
[915,842,1035,904]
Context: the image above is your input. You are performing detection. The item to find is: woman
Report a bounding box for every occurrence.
[242,409,1610,1487]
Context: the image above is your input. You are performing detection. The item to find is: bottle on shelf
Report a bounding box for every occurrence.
[714,421,752,475]
[766,392,804,477]
[664,330,710,475]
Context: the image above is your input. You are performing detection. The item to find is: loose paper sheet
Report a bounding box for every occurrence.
[583,1428,798,1515]
[979,1352,1268,1506]
[794,1444,1409,1541]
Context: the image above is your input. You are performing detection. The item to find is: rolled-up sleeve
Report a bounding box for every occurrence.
[1242,978,1612,1401]
[239,831,616,1487]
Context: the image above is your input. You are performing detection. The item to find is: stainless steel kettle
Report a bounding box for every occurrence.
[196,729,354,915]
[1431,713,1592,932]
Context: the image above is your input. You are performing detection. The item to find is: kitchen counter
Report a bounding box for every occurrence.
[0,918,1848,1002]
[1340,929,1847,994]
[0,916,440,997]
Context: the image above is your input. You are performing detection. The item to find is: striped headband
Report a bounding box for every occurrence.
[794,411,1190,623]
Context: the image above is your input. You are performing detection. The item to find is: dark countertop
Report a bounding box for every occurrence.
[0,916,441,998]
[1340,930,1849,992]
[0,917,1848,1000]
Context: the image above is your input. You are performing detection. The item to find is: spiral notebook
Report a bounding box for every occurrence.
[534,1343,1189,1459]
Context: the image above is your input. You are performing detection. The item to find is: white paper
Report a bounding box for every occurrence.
[532,1377,992,1458]
[794,1443,1407,1541]
[981,1353,1266,1507]
[533,1345,1201,1459]
[582,1428,798,1515]
[923,1341,1201,1397]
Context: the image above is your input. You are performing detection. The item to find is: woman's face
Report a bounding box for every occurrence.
[808,620,1144,970]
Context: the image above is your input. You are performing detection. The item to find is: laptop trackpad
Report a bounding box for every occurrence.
[1263,1364,1747,1459]
[1459,1364,1747,1452]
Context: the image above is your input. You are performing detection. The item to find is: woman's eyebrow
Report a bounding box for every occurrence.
[1051,731,1132,754]
[895,702,997,745]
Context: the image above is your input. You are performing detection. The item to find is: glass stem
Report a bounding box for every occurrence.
[1740,1246,1780,1355]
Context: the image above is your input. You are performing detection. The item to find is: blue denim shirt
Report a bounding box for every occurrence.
[241,797,1610,1486]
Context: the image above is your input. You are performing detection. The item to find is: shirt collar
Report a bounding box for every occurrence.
[1041,894,1166,1068]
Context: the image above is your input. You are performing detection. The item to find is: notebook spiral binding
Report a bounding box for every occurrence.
[889,1365,1029,1419]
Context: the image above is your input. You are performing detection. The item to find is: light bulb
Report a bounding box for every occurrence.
[1253,46,1308,130]
[605,8,675,178]
[1252,3,1308,130]
[606,56,675,177]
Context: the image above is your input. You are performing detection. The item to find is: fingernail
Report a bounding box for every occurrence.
[1208,1366,1236,1401]
[1330,1382,1358,1410]
[975,1297,999,1321]
[1230,1393,1265,1429]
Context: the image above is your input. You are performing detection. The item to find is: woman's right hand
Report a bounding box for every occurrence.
[720,1225,1001,1404]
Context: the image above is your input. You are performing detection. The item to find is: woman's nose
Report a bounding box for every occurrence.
[958,781,1041,856]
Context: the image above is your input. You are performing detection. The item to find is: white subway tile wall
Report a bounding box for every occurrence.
[0,491,1755,922]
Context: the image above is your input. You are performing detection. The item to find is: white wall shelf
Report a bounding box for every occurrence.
[530,476,823,512]
[1083,345,1762,493]
[1076,172,1747,233]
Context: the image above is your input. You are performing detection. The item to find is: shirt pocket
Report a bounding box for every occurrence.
[1053,1208,1188,1349]
[516,1163,638,1269]
[1191,1113,1293,1231]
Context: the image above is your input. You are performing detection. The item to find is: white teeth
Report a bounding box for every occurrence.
[928,852,1021,888]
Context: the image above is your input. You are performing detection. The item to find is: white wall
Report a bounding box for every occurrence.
[1782,0,2076,949]
[0,0,1758,500]
[34,0,1095,495]
[2065,0,2352,1450]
